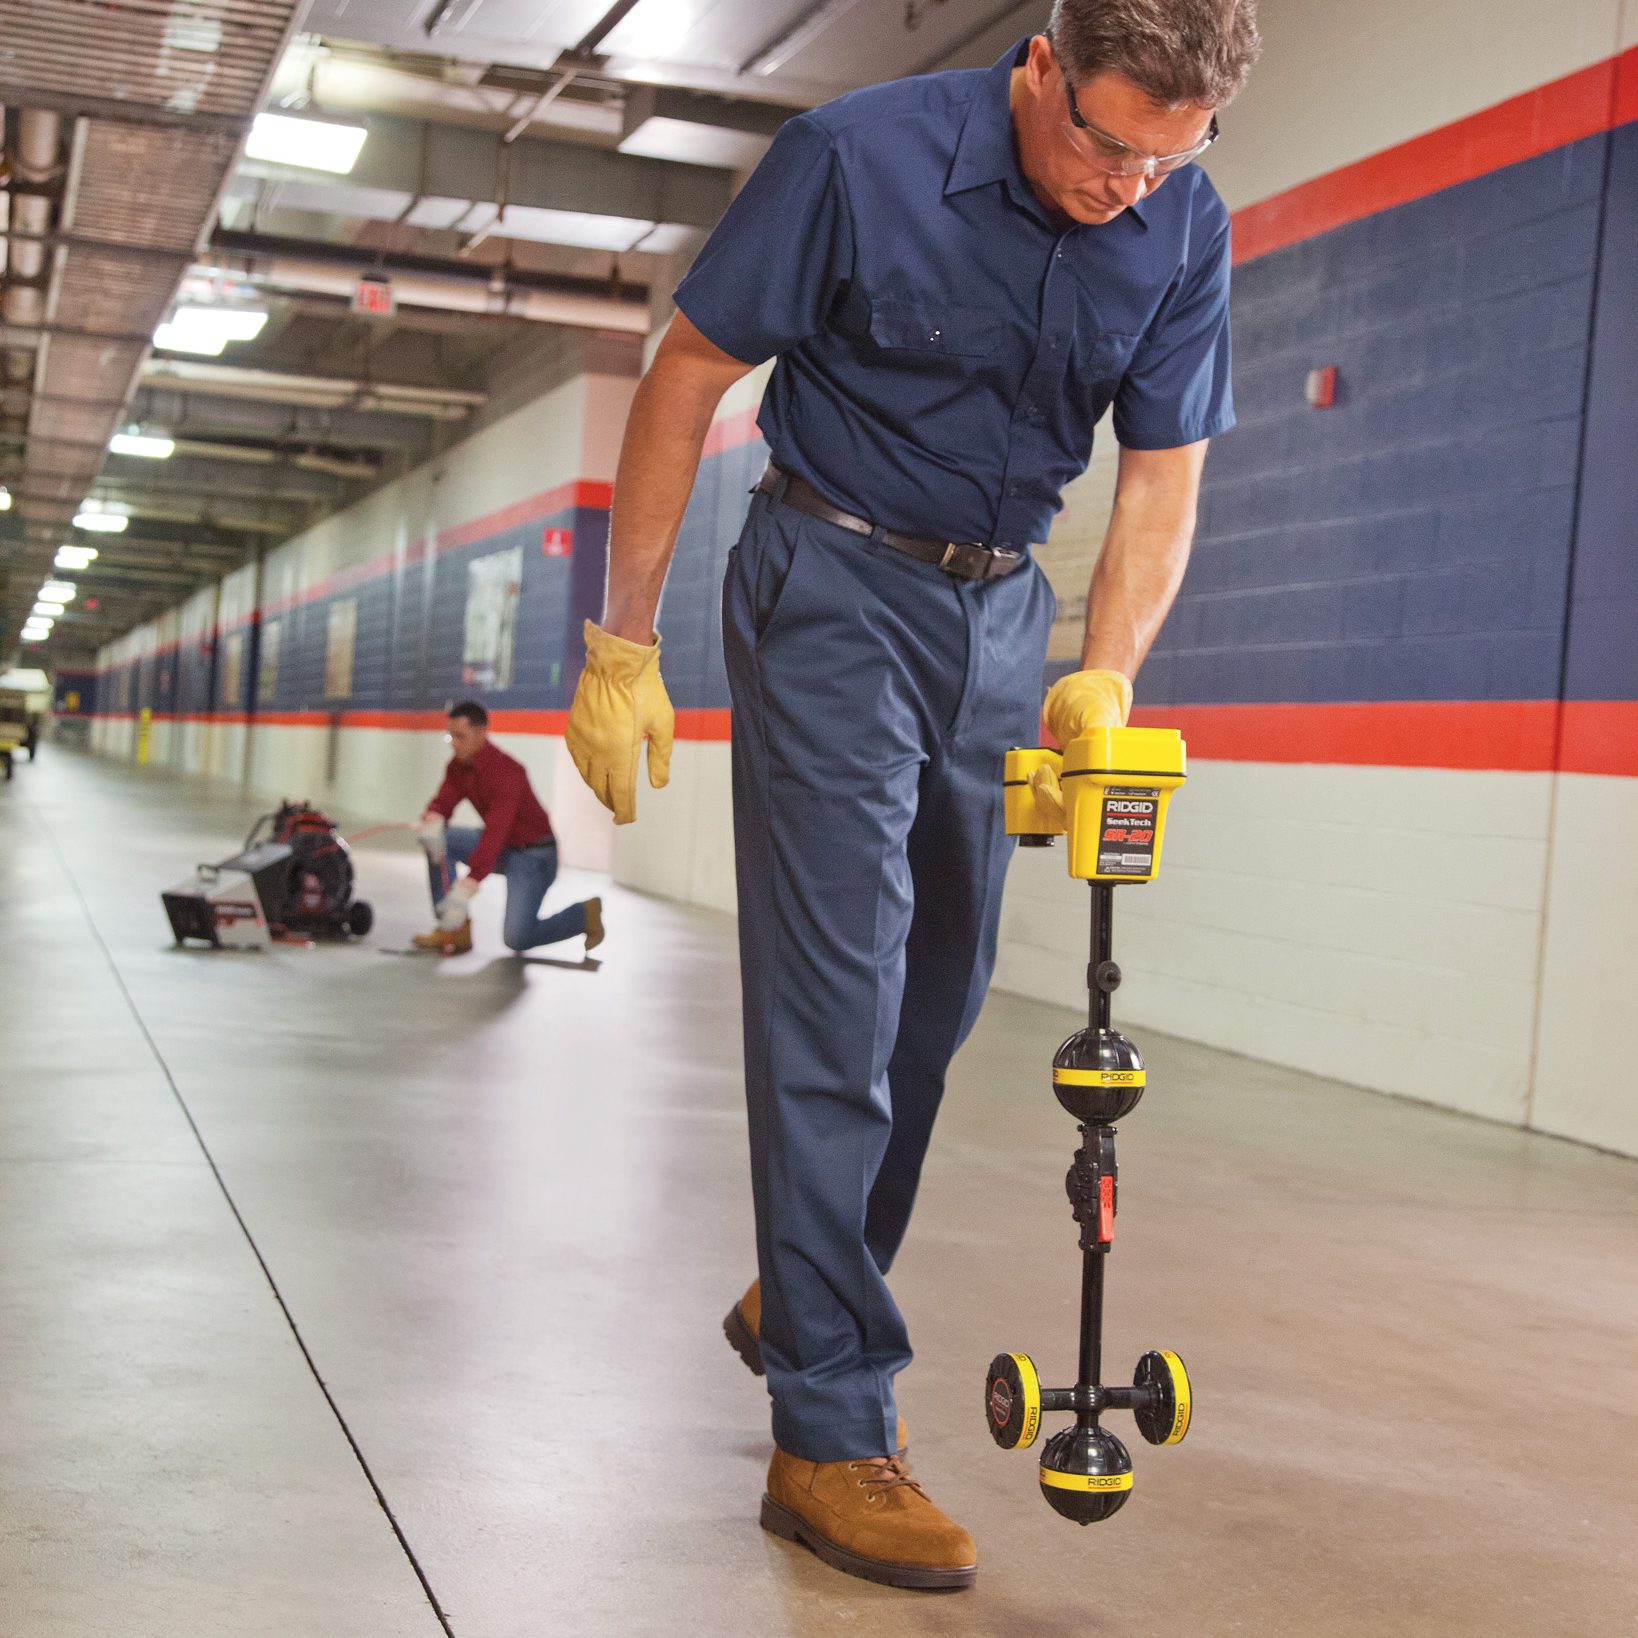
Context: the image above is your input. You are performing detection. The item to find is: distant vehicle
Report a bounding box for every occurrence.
[0,686,28,780]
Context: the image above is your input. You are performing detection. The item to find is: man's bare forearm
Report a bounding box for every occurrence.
[602,317,754,644]
[1081,441,1207,676]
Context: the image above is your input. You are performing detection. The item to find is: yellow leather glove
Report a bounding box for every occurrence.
[1031,669,1134,828]
[566,619,674,825]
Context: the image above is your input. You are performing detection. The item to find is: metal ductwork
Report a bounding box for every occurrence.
[139,358,488,420]
[201,238,649,335]
[0,0,308,654]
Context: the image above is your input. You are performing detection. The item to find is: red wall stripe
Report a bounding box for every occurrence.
[1127,700,1562,772]
[1557,701,1638,777]
[1231,45,1638,264]
[89,699,1637,776]
[433,479,613,555]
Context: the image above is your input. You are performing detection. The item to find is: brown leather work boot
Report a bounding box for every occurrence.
[410,921,472,956]
[761,1448,976,1591]
[583,897,605,952]
[725,1281,907,1452]
[723,1278,764,1375]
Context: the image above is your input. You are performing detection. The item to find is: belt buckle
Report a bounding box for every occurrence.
[939,541,989,578]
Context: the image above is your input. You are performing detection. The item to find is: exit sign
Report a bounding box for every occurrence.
[353,276,396,317]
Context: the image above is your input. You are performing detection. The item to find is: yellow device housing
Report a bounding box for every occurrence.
[1063,727,1186,883]
[1004,746,1067,843]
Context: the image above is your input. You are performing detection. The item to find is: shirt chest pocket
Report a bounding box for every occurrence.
[1078,329,1142,390]
[868,298,1003,360]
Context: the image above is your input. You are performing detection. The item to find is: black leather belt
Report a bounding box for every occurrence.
[754,465,1023,582]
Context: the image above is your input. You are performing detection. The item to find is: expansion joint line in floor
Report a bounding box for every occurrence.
[25,793,458,1638]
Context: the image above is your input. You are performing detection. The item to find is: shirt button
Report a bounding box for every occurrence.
[1009,483,1023,498]
[1026,404,1044,423]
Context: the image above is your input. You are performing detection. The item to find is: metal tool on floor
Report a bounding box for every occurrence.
[984,726,1190,1524]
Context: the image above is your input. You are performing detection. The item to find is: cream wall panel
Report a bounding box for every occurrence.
[606,741,735,912]
[430,374,588,530]
[610,738,707,901]
[580,373,640,482]
[994,760,1553,1125]
[1204,0,1629,212]
[1530,776,1638,1155]
[246,724,331,803]
[547,741,615,873]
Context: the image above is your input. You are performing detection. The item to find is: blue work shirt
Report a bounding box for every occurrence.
[675,38,1235,550]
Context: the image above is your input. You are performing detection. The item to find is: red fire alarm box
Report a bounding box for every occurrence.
[1305,366,1338,408]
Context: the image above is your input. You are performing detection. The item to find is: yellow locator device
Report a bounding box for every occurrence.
[1004,726,1186,883]
[988,723,1191,1525]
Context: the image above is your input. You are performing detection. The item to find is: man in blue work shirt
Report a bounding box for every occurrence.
[568,0,1259,1590]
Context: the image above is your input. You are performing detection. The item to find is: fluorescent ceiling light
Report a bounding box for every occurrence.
[30,604,59,620]
[0,486,10,511]
[154,321,226,356]
[74,506,129,533]
[55,546,98,569]
[111,432,176,459]
[40,582,76,602]
[174,305,267,342]
[602,0,695,59]
[154,303,267,356]
[246,112,368,175]
[20,629,45,642]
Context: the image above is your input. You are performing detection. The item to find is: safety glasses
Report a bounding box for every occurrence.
[1061,74,1218,179]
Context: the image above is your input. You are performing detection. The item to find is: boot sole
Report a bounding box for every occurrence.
[723,1301,763,1377]
[759,1494,975,1591]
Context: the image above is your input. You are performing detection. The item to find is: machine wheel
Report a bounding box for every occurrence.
[346,899,374,937]
[1132,1349,1191,1446]
[984,1352,1042,1450]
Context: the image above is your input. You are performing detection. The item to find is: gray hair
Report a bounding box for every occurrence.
[1048,0,1261,108]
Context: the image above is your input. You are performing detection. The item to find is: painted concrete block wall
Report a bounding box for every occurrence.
[95,360,638,871]
[611,22,1638,1154]
[1529,115,1638,1155]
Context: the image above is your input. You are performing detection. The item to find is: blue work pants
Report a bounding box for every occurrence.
[723,487,1054,1462]
[432,829,587,951]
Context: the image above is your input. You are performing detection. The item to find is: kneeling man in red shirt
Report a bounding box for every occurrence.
[414,700,605,958]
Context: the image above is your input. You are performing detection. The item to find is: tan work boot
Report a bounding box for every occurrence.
[723,1278,764,1374]
[725,1281,907,1452]
[410,921,472,956]
[761,1447,976,1590]
[583,897,605,952]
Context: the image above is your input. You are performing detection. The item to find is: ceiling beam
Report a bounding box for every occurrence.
[236,109,734,235]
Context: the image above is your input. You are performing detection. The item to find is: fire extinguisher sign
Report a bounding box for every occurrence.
[1097,786,1160,878]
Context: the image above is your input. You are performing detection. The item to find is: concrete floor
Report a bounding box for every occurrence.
[3,748,1636,1638]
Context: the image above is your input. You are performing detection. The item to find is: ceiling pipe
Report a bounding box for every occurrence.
[200,248,649,336]
[4,110,61,388]
[139,358,487,419]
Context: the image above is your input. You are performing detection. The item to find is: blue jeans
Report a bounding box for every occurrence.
[431,829,587,951]
[723,486,1055,1462]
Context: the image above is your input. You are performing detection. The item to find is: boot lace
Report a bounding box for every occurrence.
[845,1454,926,1504]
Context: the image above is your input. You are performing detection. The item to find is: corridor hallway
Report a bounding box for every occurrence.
[2,750,1634,1637]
